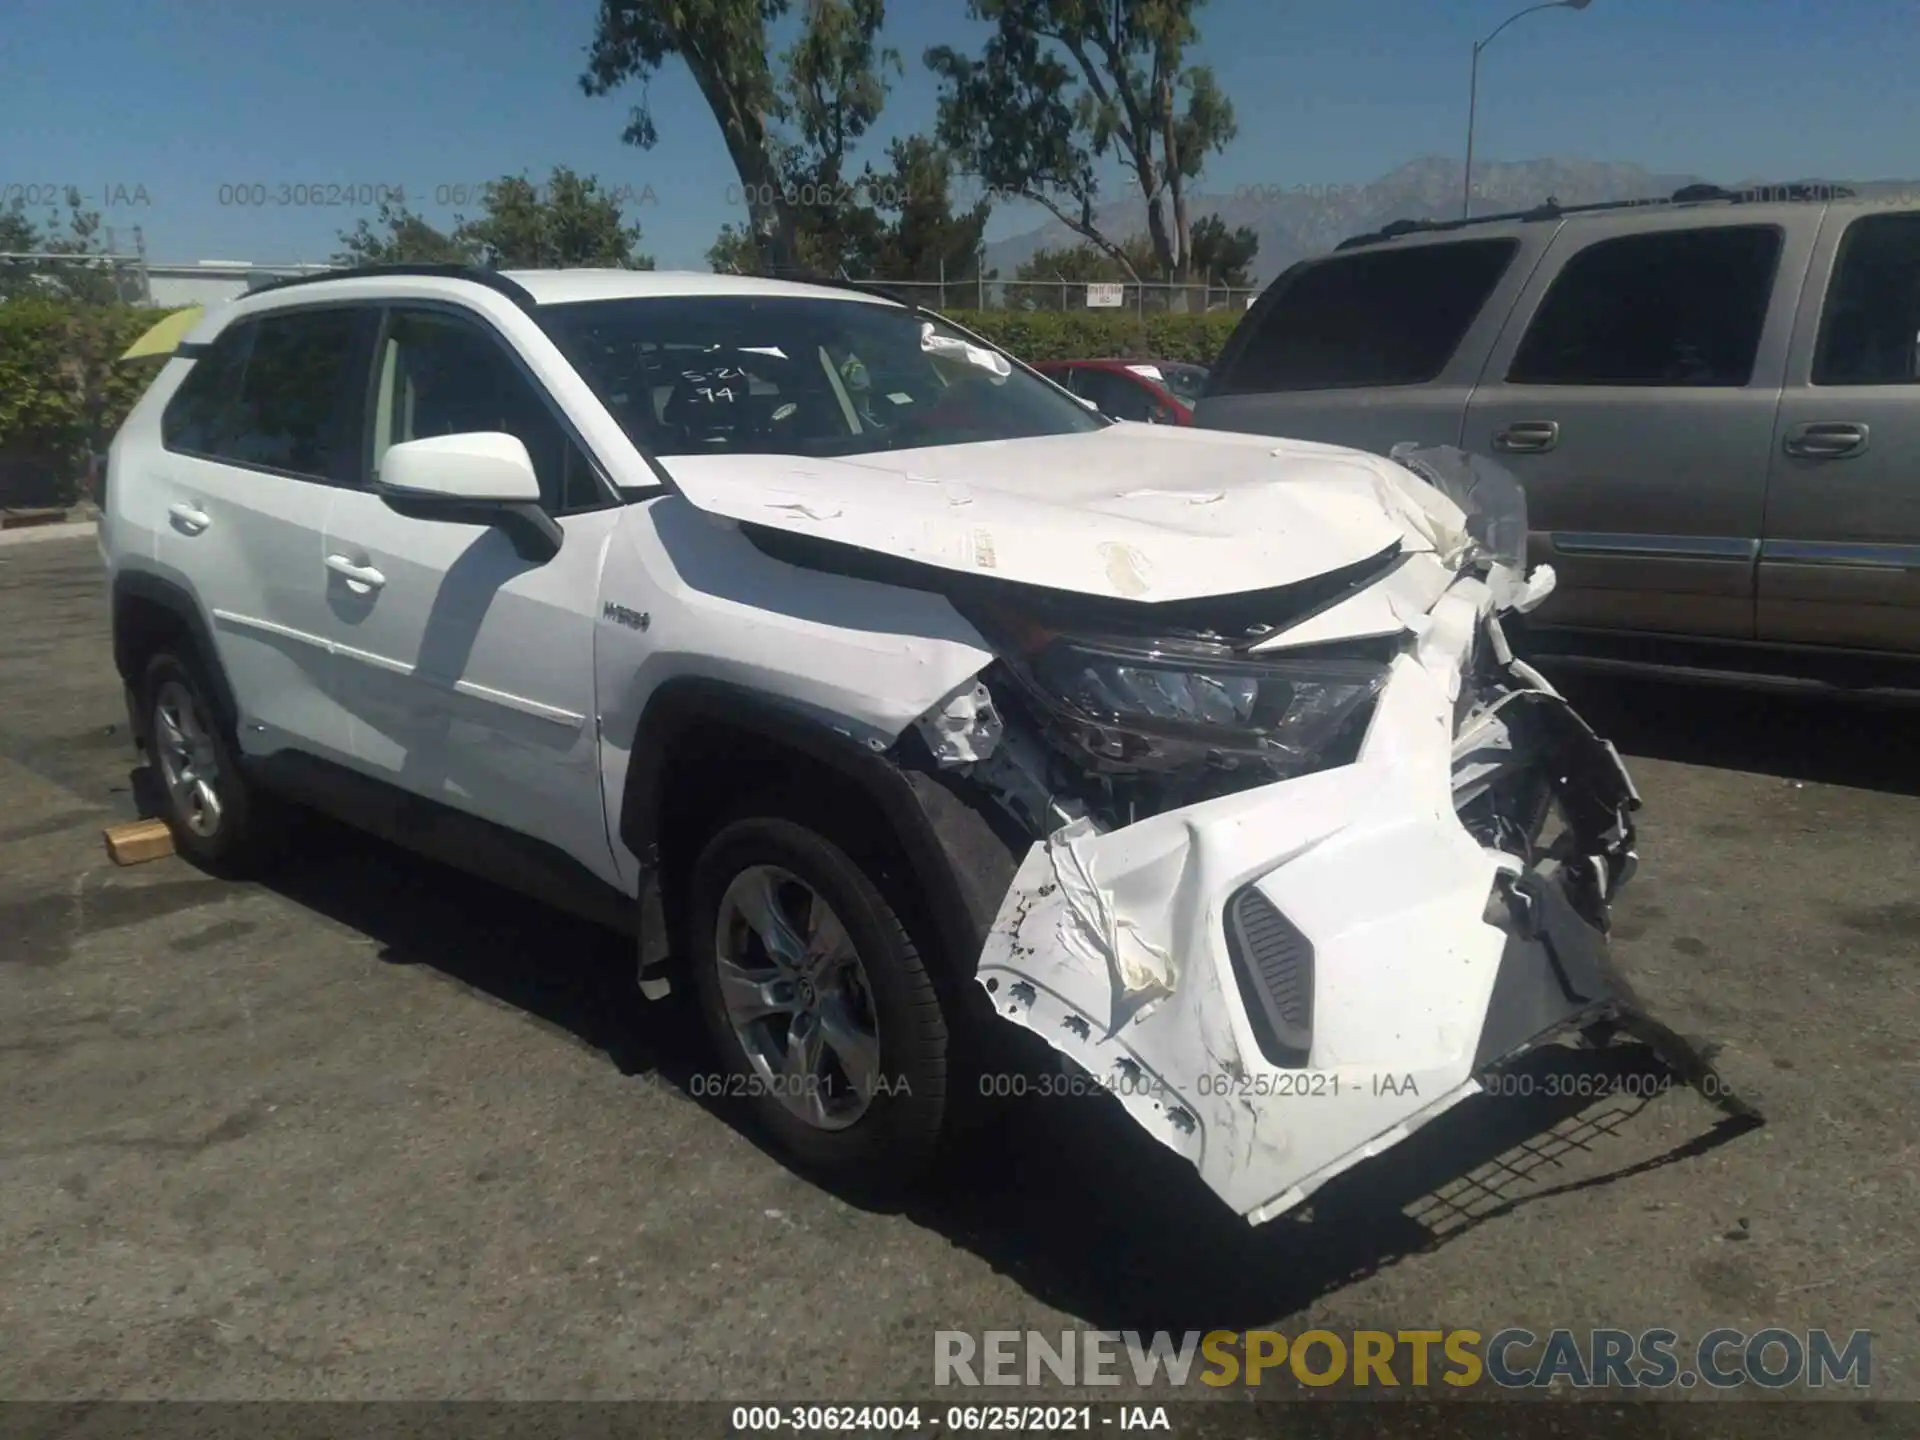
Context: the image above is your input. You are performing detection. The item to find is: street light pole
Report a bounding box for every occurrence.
[1463,0,1593,220]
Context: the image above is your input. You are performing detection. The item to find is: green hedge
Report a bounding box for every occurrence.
[0,300,176,506]
[940,309,1243,366]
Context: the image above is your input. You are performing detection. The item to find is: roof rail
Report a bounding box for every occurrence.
[758,266,923,311]
[1335,180,1857,251]
[243,263,538,308]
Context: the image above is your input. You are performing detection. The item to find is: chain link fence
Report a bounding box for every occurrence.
[828,276,1261,313]
[0,253,1264,314]
[0,252,153,306]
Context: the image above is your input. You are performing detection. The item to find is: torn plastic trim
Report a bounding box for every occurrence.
[973,574,1740,1225]
[1388,442,1529,574]
[976,596,1502,1219]
[1475,859,1758,1123]
[914,676,1004,766]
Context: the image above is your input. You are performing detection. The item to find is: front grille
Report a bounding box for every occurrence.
[1225,884,1314,1067]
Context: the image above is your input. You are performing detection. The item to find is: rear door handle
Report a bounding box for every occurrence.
[167,503,211,534]
[325,554,387,591]
[1493,421,1559,454]
[1783,421,1869,459]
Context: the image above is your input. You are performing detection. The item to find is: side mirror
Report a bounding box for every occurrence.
[380,432,541,504]
[376,432,562,562]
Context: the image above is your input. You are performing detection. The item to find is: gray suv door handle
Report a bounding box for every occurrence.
[1494,421,1559,454]
[167,503,211,534]
[1783,421,1869,459]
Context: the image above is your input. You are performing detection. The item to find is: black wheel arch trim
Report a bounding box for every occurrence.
[620,676,1017,985]
[111,570,240,740]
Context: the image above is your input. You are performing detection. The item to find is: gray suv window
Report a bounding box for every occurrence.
[1212,239,1517,394]
[1813,212,1920,386]
[1508,226,1782,387]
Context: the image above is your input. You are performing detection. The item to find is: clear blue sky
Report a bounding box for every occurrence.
[4,0,1916,271]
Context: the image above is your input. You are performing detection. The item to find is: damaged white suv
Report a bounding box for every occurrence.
[102,265,1742,1224]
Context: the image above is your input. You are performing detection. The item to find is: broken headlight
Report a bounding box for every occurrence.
[1009,632,1390,775]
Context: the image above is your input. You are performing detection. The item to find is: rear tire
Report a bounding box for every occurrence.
[687,814,951,1190]
[141,651,281,877]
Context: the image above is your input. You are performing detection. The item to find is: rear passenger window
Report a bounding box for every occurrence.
[1813,212,1920,385]
[1508,226,1782,387]
[1213,239,1517,394]
[372,309,606,513]
[162,309,368,480]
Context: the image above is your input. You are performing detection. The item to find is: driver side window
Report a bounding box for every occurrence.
[372,308,608,512]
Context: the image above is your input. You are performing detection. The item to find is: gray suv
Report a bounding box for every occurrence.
[1194,186,1920,694]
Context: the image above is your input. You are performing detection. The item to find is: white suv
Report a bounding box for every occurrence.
[100,264,1742,1223]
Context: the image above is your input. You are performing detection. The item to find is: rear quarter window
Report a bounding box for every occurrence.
[1211,238,1518,395]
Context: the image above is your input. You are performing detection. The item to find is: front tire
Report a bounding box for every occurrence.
[142,651,279,876]
[687,815,951,1189]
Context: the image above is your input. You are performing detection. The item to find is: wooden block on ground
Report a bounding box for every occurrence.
[104,817,174,866]
[0,507,70,531]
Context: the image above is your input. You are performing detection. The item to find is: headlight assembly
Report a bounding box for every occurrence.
[1004,629,1390,776]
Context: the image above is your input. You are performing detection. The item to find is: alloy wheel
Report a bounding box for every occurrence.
[713,864,883,1131]
[152,679,223,838]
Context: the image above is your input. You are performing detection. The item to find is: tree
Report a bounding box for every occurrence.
[706,222,762,273]
[457,168,654,268]
[582,0,903,276]
[1009,237,1151,306]
[581,0,803,271]
[861,135,993,283]
[333,199,472,266]
[1186,212,1257,289]
[707,134,995,284]
[0,191,139,304]
[928,0,1237,280]
[775,0,897,273]
[332,168,654,269]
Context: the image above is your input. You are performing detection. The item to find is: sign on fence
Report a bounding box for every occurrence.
[1085,283,1125,309]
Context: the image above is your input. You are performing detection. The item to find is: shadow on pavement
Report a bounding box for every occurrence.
[907,1029,1758,1332]
[1549,672,1920,797]
[251,808,1759,1333]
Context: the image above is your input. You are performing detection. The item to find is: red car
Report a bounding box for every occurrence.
[1031,358,1208,425]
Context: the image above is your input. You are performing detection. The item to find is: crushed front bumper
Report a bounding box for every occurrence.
[976,576,1753,1225]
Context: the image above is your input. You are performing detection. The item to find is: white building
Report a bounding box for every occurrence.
[144,260,334,308]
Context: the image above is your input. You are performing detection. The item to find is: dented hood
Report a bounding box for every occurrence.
[657,426,1437,603]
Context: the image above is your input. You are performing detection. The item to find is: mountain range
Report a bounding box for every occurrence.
[979,156,1920,284]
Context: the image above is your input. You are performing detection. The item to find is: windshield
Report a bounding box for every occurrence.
[540,294,1105,461]
[1156,362,1209,405]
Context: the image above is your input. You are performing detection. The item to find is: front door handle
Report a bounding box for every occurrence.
[325,554,387,592]
[1783,421,1869,460]
[167,503,211,534]
[1493,420,1560,454]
